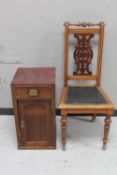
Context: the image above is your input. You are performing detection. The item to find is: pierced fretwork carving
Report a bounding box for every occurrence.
[73,34,94,75]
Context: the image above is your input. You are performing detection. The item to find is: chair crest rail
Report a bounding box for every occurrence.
[64,21,105,28]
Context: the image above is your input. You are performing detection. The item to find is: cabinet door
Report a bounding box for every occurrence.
[18,100,55,148]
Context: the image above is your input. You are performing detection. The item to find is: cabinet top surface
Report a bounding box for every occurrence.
[11,67,55,85]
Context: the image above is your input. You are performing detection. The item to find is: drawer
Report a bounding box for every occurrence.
[15,87,52,99]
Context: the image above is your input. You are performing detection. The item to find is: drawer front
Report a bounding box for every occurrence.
[15,87,52,99]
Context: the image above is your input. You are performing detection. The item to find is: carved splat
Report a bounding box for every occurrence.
[73,34,94,75]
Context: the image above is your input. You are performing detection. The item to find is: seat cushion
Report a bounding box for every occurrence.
[65,87,107,104]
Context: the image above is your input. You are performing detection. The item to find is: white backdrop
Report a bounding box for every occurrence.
[0,0,117,108]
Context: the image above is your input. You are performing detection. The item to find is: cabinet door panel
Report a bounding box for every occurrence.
[18,100,53,147]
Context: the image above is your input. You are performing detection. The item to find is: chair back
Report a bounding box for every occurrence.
[64,21,105,86]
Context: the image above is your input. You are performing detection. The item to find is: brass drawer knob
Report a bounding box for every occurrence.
[29,89,38,96]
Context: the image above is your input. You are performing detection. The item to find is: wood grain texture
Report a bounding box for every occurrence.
[11,68,56,149]
[73,33,94,75]
[11,67,55,85]
[102,115,112,150]
[64,21,104,27]
[60,21,114,150]
[63,21,105,85]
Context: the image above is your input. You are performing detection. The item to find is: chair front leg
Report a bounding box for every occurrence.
[102,115,112,150]
[61,115,67,150]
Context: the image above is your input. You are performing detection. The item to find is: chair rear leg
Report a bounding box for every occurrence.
[102,115,112,150]
[91,114,96,122]
[61,116,67,150]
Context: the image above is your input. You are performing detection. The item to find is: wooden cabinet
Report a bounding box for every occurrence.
[11,68,56,149]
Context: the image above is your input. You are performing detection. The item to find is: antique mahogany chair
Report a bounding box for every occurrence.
[59,21,114,150]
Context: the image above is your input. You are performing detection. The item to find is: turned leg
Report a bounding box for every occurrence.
[102,115,112,150]
[91,114,96,122]
[61,116,67,150]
